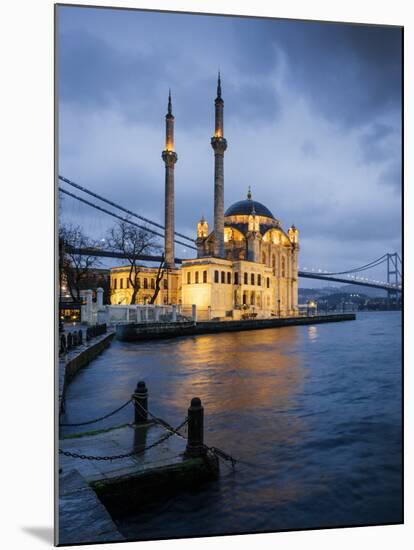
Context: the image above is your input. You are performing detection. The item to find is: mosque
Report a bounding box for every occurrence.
[110,75,299,319]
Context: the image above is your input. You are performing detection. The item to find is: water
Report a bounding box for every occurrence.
[61,311,402,539]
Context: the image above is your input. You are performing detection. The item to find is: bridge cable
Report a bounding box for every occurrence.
[314,254,388,276]
[59,175,195,244]
[59,187,197,251]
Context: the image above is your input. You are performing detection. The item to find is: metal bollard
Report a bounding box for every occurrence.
[185,397,205,457]
[133,381,148,424]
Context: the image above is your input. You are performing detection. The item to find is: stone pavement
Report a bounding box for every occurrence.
[59,422,186,484]
[58,469,124,545]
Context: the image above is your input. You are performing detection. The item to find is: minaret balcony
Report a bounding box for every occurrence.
[211,136,227,153]
[162,150,178,166]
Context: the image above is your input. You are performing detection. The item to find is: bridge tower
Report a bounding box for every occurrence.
[162,90,178,269]
[386,252,401,307]
[211,72,227,258]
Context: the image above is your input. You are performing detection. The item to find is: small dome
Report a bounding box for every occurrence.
[225,199,275,219]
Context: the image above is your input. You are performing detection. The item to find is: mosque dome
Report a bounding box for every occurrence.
[224,188,275,219]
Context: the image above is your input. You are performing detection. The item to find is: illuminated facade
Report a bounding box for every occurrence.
[111,76,300,318]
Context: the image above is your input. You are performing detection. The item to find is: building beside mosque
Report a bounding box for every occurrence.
[110,76,299,319]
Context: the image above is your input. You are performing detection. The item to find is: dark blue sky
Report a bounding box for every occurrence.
[58,5,402,283]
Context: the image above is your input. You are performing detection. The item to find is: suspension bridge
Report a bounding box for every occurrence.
[59,175,402,295]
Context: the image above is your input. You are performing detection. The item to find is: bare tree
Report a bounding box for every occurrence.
[149,253,166,304]
[107,219,158,305]
[59,224,100,302]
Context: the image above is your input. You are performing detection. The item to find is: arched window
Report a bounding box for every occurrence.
[187,272,191,284]
[258,274,262,286]
[251,273,255,285]
[244,272,248,285]
[203,270,207,283]
[163,279,168,289]
[266,277,270,288]
[195,271,199,284]
[150,279,155,289]
[221,271,225,284]
[126,278,130,289]
[227,272,231,284]
[234,272,239,285]
[113,278,117,289]
[214,270,219,283]
[250,293,255,305]
[144,278,148,289]
[120,278,123,289]
[243,292,247,305]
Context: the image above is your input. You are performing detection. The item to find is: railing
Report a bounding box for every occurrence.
[59,323,108,356]
[60,329,83,355]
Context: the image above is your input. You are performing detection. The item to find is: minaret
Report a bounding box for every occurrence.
[162,90,177,269]
[211,72,227,258]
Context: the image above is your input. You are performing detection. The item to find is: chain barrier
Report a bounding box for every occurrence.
[134,400,237,468]
[60,396,239,468]
[59,418,188,461]
[59,398,133,427]
[134,400,187,440]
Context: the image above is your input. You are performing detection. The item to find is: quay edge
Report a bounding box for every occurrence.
[116,313,356,342]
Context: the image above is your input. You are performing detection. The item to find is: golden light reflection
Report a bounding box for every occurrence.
[168,328,307,419]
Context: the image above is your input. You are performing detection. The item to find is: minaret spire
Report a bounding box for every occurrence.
[162,89,178,269]
[217,71,222,100]
[167,88,172,116]
[211,73,228,258]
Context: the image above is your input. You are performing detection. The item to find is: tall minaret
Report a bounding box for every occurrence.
[211,72,227,258]
[161,90,177,269]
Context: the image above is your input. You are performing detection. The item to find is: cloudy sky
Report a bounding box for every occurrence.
[58,5,402,284]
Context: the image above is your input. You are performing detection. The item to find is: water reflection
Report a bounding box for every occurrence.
[307,325,318,342]
[169,328,306,413]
